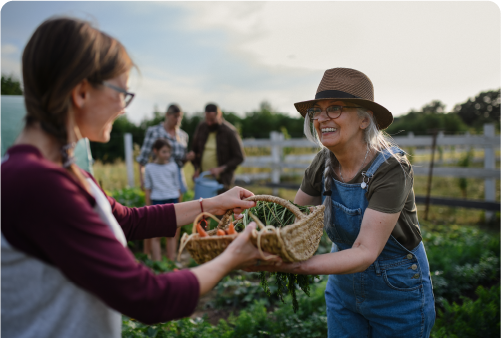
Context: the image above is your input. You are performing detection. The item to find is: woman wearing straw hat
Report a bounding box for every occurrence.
[1,17,279,337]
[250,68,435,337]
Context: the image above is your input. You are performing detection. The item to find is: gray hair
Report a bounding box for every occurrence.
[303,107,410,229]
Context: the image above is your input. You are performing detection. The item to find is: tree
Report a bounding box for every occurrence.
[453,89,500,131]
[387,100,468,136]
[1,75,23,95]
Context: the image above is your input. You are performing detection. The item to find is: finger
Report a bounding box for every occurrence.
[238,187,255,199]
[234,213,243,220]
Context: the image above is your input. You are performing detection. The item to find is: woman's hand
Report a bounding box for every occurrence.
[190,222,281,296]
[223,222,282,269]
[204,186,256,217]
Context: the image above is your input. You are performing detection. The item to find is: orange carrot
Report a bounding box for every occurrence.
[217,229,226,236]
[227,222,236,235]
[196,222,208,237]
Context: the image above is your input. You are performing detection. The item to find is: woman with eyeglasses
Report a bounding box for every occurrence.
[247,68,436,337]
[1,17,278,338]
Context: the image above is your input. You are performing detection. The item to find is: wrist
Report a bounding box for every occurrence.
[202,197,217,214]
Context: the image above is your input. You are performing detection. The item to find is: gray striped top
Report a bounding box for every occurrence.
[144,162,181,200]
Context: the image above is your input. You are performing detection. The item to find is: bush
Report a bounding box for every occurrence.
[422,225,500,305]
[432,285,500,338]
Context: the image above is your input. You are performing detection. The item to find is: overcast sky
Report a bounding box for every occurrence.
[2,1,500,123]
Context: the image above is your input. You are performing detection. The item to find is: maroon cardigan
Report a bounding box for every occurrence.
[1,145,199,324]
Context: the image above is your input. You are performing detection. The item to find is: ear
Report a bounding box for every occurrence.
[70,79,91,110]
[360,110,373,130]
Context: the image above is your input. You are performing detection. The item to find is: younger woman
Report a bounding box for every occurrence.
[1,17,278,338]
[144,138,181,261]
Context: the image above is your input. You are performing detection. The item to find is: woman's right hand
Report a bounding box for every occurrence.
[223,222,282,270]
[189,222,281,296]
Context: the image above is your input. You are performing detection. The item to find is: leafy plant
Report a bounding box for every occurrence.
[235,201,316,313]
[432,285,500,338]
[423,225,500,306]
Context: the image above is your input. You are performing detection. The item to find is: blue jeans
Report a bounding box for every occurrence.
[151,198,179,205]
[322,147,435,338]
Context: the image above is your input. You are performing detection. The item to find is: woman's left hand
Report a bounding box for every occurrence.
[205,186,256,217]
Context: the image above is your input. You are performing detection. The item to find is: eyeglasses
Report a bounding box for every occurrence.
[307,105,361,120]
[103,82,135,108]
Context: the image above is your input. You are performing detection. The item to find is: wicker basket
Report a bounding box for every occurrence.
[240,195,324,263]
[178,195,325,264]
[178,212,237,264]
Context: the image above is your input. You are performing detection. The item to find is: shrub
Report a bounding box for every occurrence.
[432,285,500,338]
[422,225,500,305]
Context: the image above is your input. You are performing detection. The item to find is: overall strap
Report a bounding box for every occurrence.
[364,146,404,178]
[360,146,404,190]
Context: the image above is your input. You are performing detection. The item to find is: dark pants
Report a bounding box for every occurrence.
[151,198,179,205]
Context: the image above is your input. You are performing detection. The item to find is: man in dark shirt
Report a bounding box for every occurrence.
[188,103,244,193]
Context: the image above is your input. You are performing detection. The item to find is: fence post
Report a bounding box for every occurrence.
[270,131,284,196]
[124,133,135,188]
[483,124,496,222]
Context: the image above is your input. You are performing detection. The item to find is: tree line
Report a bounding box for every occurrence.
[2,75,499,163]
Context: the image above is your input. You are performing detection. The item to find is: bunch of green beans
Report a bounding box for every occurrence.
[234,201,316,313]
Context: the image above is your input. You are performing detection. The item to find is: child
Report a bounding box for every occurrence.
[144,138,181,261]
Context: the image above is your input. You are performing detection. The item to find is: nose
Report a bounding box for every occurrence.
[316,112,331,122]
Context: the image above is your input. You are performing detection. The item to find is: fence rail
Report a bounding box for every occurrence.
[236,124,500,215]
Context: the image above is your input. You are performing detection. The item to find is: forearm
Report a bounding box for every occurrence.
[190,253,236,295]
[287,245,375,275]
[145,190,151,206]
[173,198,216,226]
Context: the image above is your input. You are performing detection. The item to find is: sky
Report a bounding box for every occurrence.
[1,1,500,124]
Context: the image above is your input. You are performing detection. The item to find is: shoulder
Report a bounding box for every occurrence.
[178,128,189,138]
[146,123,162,134]
[375,151,412,177]
[3,147,95,207]
[221,120,238,133]
[309,149,327,172]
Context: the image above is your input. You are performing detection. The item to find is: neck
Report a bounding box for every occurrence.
[329,140,369,171]
[14,123,65,165]
[164,120,177,133]
[155,159,169,165]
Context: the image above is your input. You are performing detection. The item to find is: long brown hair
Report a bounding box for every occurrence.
[22,17,134,190]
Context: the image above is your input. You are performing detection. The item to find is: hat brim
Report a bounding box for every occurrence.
[294,98,393,130]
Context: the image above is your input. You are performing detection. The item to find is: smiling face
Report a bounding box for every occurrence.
[74,72,129,143]
[312,100,369,151]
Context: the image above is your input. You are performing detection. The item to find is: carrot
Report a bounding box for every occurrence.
[227,222,236,235]
[196,222,208,237]
[217,229,226,236]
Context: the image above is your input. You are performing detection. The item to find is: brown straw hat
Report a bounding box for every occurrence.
[294,68,393,130]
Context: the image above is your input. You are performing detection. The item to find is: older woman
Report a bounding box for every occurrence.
[250,68,435,337]
[1,17,277,338]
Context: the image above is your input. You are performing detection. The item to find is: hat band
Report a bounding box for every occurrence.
[315,90,361,100]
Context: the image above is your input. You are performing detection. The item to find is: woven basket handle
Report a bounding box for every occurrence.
[192,212,222,234]
[219,194,305,226]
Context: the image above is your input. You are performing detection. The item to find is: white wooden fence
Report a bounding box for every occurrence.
[236,124,499,215]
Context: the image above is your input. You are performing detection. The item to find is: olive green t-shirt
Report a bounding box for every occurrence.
[300,149,422,251]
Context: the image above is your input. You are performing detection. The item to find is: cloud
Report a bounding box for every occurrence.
[1,44,22,77]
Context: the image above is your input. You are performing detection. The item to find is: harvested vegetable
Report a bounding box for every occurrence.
[217,229,226,236]
[234,200,317,313]
[196,222,208,237]
[227,222,236,235]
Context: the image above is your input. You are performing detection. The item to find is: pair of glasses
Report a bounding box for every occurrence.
[307,105,361,120]
[103,81,135,108]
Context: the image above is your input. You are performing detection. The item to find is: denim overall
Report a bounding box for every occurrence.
[322,147,435,338]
